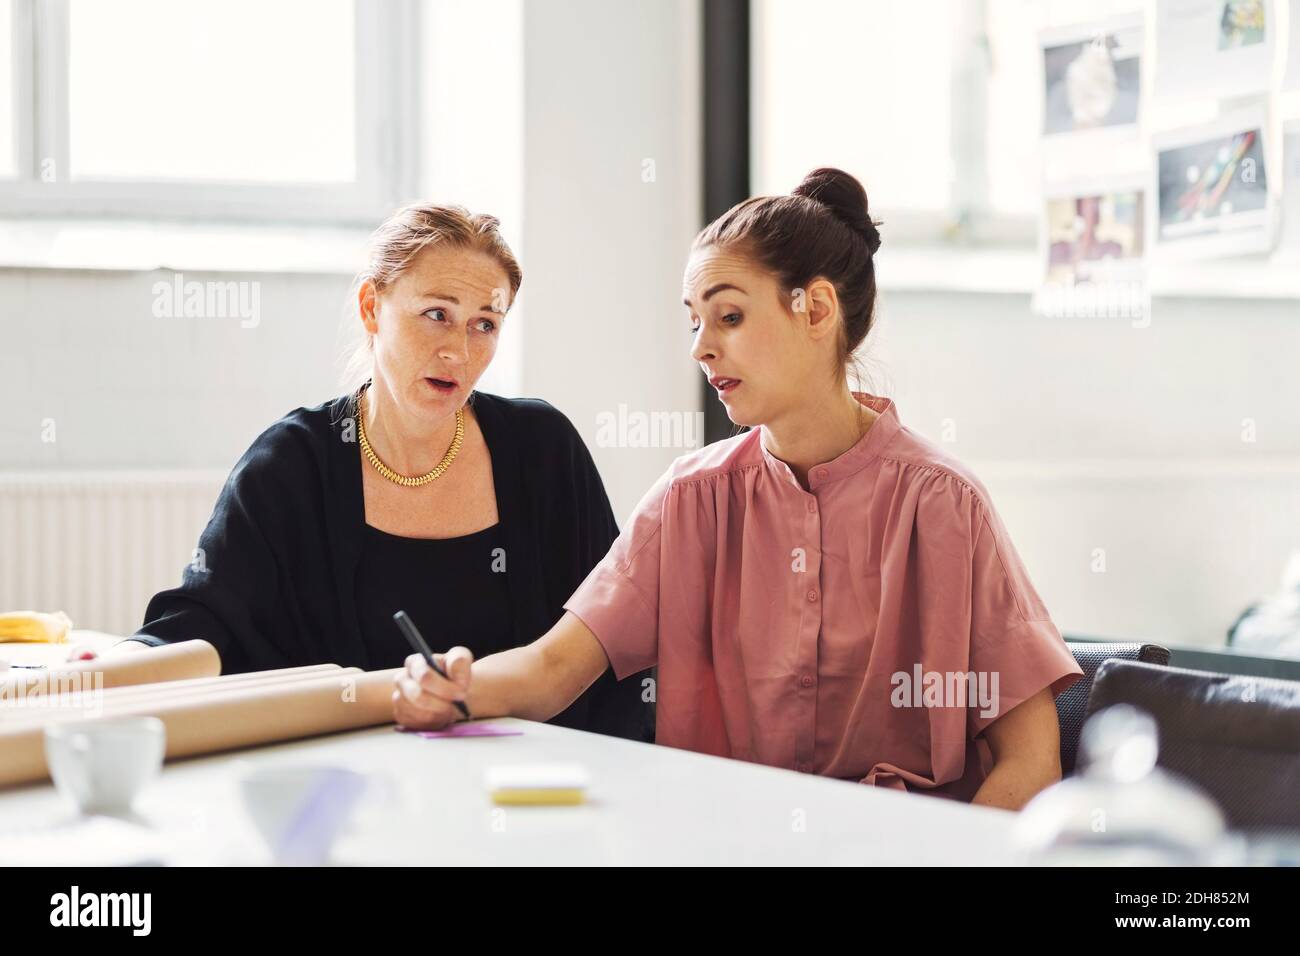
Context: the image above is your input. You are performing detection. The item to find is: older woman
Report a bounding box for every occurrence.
[94,204,651,742]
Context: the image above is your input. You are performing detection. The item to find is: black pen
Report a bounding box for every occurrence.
[393,610,472,720]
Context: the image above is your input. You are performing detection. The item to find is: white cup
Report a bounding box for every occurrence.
[44,716,166,814]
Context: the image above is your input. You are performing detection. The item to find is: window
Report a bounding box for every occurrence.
[752,0,1156,242]
[2,0,417,224]
[752,0,956,237]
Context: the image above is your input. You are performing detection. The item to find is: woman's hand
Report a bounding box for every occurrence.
[392,647,474,730]
[389,613,613,729]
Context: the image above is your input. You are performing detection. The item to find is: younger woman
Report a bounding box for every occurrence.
[393,169,1082,809]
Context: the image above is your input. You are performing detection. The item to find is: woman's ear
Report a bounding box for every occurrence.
[803,277,840,343]
[358,278,379,335]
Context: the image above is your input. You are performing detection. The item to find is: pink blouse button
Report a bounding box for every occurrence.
[800,675,814,687]
[806,588,818,602]
[815,468,829,481]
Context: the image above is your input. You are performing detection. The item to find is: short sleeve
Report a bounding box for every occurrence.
[967,498,1083,738]
[562,468,670,680]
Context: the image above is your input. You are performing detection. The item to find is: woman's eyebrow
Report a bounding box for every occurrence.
[418,291,503,313]
[682,282,745,307]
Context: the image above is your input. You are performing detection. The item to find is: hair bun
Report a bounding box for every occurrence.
[793,167,882,255]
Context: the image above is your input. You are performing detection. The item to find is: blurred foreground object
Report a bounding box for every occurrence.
[1014,704,1235,865]
[0,610,72,644]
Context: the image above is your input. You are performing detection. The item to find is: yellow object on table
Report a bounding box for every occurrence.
[491,789,587,806]
[0,610,72,644]
[485,764,590,806]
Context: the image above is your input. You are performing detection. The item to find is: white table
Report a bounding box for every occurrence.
[0,630,122,668]
[0,717,1020,865]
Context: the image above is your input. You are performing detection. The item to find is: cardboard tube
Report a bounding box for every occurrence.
[0,663,340,704]
[0,639,221,696]
[0,666,359,729]
[0,668,402,789]
[85,662,339,696]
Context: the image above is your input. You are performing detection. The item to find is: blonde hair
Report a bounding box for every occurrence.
[340,203,523,391]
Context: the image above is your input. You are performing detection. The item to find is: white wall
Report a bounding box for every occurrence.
[0,268,354,470]
[519,0,703,518]
[867,287,1300,649]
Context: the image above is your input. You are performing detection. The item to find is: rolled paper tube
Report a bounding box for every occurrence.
[0,639,220,696]
[0,662,341,705]
[0,666,359,729]
[0,668,402,789]
[53,667,365,719]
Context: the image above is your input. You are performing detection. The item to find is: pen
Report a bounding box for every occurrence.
[392,610,472,720]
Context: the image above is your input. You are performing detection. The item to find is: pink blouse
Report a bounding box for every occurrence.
[565,392,1083,800]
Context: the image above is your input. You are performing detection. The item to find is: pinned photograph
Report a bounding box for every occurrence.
[1156,0,1276,99]
[1041,16,1142,137]
[1153,108,1272,258]
[1037,178,1148,322]
[1045,186,1145,286]
[1217,0,1266,48]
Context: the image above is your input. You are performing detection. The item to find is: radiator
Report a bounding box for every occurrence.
[0,472,225,637]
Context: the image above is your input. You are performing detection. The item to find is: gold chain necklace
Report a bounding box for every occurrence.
[357,387,465,487]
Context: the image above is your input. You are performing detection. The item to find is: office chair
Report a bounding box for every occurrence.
[1087,659,1300,830]
[1057,640,1170,775]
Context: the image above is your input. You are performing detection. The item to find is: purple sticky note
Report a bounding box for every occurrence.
[397,723,523,738]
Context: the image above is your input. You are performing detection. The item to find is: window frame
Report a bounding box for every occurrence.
[936,0,1039,245]
[1,0,419,226]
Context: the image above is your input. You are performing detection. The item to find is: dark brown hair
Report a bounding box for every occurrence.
[692,167,882,377]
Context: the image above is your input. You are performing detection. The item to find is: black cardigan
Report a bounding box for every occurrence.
[130,390,654,742]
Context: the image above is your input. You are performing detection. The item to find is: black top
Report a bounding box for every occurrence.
[129,390,653,742]
[355,521,513,667]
